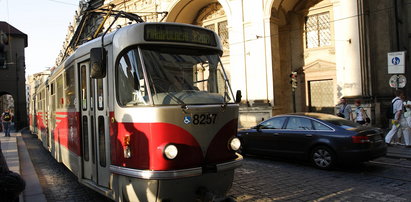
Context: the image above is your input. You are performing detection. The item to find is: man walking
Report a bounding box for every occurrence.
[1,109,13,137]
[385,90,406,145]
[337,98,353,121]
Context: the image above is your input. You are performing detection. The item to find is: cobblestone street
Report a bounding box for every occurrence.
[22,130,411,201]
[228,156,411,201]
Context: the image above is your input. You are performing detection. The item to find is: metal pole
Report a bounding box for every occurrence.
[292,90,296,113]
[15,53,19,130]
[396,74,399,90]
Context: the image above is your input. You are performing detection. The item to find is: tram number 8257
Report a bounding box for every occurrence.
[192,114,217,125]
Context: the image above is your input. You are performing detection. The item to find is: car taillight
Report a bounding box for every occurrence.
[352,136,371,143]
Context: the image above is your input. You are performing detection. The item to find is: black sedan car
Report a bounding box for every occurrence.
[237,113,387,169]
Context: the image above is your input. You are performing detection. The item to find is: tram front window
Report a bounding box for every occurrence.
[116,47,234,107]
[117,49,148,106]
[141,47,233,105]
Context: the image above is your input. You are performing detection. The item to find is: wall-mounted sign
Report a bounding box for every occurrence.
[388,51,406,74]
[389,75,407,88]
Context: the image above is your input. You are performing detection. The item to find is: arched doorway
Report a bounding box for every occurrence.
[268,0,336,114]
[0,92,15,132]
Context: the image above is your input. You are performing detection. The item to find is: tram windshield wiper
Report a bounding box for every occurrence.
[152,83,187,108]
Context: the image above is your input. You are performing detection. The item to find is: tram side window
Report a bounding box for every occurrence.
[42,90,46,113]
[37,94,41,110]
[51,82,56,129]
[98,116,106,167]
[81,65,87,110]
[97,79,104,110]
[57,75,64,109]
[116,49,147,106]
[40,91,45,111]
[65,67,76,109]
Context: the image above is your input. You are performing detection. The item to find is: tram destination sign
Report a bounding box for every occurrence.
[144,24,217,47]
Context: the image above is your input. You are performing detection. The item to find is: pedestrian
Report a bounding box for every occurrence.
[354,99,367,125]
[1,109,13,137]
[385,90,407,145]
[402,96,411,147]
[337,98,353,121]
[0,143,26,201]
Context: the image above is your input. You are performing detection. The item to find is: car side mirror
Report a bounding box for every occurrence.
[235,90,242,103]
[90,47,106,79]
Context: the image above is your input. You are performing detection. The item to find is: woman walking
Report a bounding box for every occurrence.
[354,99,367,125]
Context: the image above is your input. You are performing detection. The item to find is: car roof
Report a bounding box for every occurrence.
[274,112,338,120]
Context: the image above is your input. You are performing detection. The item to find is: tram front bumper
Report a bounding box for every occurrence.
[111,154,242,201]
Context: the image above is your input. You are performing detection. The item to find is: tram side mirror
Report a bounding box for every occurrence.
[235,90,242,103]
[90,47,107,79]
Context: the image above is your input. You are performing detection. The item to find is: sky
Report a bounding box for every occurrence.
[0,0,78,76]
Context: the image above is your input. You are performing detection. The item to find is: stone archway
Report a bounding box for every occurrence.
[166,0,231,79]
[0,92,15,131]
[165,0,231,24]
[267,0,330,114]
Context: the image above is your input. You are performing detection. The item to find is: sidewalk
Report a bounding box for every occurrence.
[0,131,46,202]
[386,144,411,159]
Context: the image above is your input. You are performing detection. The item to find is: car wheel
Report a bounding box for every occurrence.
[311,146,336,170]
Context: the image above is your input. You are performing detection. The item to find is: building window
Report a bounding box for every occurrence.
[194,3,229,56]
[218,21,229,55]
[0,48,6,69]
[305,12,331,48]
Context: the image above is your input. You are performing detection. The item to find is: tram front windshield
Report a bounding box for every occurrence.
[116,47,234,106]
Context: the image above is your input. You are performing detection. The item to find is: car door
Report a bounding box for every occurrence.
[242,117,287,154]
[279,117,316,155]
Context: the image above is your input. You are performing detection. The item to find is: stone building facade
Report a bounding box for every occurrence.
[52,0,411,129]
[0,21,27,130]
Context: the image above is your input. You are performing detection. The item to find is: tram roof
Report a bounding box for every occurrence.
[53,22,223,76]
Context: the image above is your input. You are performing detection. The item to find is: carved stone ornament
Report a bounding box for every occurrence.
[194,3,225,25]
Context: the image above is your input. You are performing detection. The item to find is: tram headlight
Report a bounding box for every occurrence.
[123,135,131,159]
[229,137,241,151]
[164,144,178,160]
[124,146,131,159]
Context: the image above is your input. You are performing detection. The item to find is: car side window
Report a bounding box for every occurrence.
[285,117,314,130]
[312,120,332,131]
[260,117,286,129]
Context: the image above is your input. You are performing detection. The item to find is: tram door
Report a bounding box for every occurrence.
[79,61,110,188]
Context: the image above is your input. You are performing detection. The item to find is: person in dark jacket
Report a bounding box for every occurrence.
[1,109,13,137]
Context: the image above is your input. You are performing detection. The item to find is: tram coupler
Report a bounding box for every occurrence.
[196,187,235,202]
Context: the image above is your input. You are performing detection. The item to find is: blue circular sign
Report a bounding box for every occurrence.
[392,57,401,65]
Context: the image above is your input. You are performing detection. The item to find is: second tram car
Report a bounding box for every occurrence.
[29,21,242,201]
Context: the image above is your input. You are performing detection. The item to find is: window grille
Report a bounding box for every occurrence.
[218,21,229,55]
[205,24,215,32]
[306,12,331,48]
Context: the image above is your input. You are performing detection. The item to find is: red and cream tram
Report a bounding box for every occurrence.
[29,21,242,201]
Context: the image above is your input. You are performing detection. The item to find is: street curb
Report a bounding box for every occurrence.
[386,146,411,160]
[17,135,47,202]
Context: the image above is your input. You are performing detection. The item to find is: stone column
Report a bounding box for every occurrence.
[333,0,363,98]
